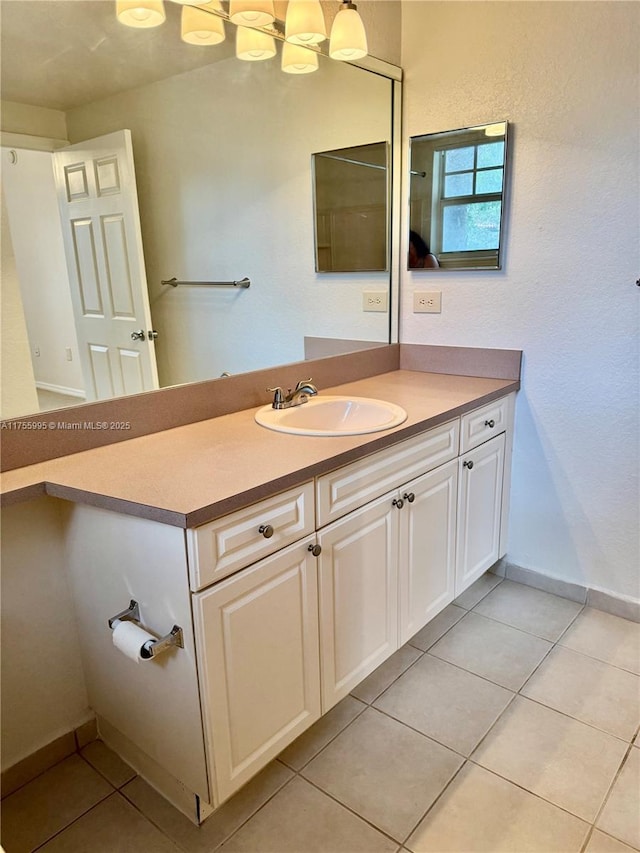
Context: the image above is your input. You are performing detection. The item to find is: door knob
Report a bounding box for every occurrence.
[148,330,159,340]
[130,329,145,341]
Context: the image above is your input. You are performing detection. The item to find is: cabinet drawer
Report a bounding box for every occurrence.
[460,394,513,454]
[187,482,315,591]
[316,419,459,527]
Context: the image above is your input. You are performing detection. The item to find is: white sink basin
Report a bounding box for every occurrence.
[254,395,408,436]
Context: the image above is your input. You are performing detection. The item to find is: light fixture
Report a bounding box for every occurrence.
[229,0,275,27]
[329,0,367,61]
[115,0,369,72]
[285,0,326,45]
[236,25,277,61]
[281,41,319,74]
[181,2,225,45]
[116,0,165,28]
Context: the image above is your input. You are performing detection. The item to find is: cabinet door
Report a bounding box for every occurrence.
[193,537,321,804]
[456,433,506,596]
[399,459,458,645]
[318,494,399,712]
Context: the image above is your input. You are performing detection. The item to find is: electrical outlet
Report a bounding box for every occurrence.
[363,291,388,312]
[65,347,73,361]
[413,291,442,313]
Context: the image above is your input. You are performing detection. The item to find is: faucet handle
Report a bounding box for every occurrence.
[267,386,285,407]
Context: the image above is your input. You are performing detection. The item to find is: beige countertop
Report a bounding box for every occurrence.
[0,370,518,527]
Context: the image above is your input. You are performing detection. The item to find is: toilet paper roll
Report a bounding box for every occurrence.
[112,620,156,663]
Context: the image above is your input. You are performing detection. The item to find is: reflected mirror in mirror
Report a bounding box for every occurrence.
[313,142,388,272]
[408,121,508,271]
[0,0,397,421]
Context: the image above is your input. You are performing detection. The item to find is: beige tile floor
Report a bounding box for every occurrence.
[2,576,639,853]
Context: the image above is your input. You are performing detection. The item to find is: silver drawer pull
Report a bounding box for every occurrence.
[463,460,474,470]
[485,419,496,428]
[259,524,274,539]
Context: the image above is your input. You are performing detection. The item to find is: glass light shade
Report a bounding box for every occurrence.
[116,0,166,28]
[236,26,276,60]
[329,6,367,60]
[281,42,319,74]
[229,0,275,27]
[181,4,225,44]
[285,0,326,45]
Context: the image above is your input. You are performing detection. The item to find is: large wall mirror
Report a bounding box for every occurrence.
[0,0,399,421]
[408,121,508,271]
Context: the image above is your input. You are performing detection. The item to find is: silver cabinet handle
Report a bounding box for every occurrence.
[259,524,274,538]
[308,543,322,557]
[463,460,474,470]
[392,498,404,509]
[403,492,415,503]
[130,329,146,341]
[485,419,495,428]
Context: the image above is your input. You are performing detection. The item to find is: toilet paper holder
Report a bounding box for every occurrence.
[108,599,184,660]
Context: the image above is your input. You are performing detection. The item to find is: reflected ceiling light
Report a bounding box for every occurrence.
[229,0,275,27]
[285,0,326,45]
[116,0,166,27]
[484,123,505,137]
[236,25,277,60]
[181,2,225,44]
[281,41,319,74]
[329,0,367,61]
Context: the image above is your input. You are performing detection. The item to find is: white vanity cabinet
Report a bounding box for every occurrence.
[315,422,460,709]
[317,494,400,710]
[455,394,514,595]
[62,390,515,822]
[192,536,321,803]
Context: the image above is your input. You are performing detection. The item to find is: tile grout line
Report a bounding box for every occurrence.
[585,741,638,851]
[29,788,118,853]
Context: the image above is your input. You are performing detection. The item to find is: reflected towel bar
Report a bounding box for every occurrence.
[161,277,251,288]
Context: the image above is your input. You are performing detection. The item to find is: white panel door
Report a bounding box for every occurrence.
[318,493,399,711]
[193,537,321,805]
[456,433,506,595]
[399,459,458,645]
[53,130,158,400]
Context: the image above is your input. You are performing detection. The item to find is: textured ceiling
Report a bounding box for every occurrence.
[0,0,236,111]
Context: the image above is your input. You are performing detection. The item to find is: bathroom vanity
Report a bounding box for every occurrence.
[1,365,518,823]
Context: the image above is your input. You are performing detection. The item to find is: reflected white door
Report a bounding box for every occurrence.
[53,130,158,401]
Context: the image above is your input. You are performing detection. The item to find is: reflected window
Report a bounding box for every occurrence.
[409,122,508,270]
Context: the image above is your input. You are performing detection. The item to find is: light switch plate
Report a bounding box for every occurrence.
[413,291,442,313]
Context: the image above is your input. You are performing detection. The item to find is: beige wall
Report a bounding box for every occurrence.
[401,1,639,600]
[1,100,67,141]
[0,190,39,419]
[1,498,90,770]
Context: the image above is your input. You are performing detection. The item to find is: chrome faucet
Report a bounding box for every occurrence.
[267,378,318,410]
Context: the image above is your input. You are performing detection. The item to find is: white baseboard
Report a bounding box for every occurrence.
[36,382,85,398]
